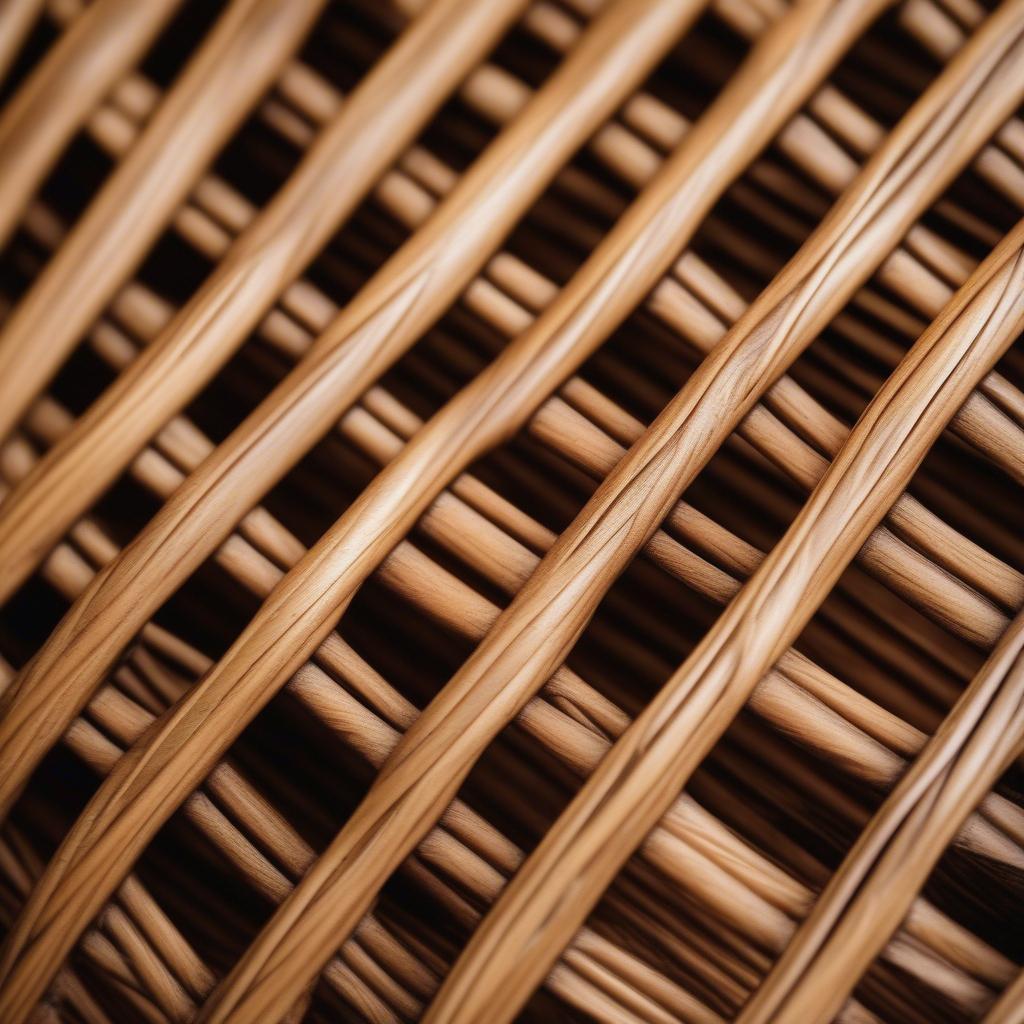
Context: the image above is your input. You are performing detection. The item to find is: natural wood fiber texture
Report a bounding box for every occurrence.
[5,63,1017,1008]
[195,0,1024,1012]
[0,0,182,249]
[424,210,1024,1024]
[0,0,701,842]
[0,0,327,443]
[0,0,1021,1020]
[4,0,1011,864]
[0,0,530,597]
[5,205,1015,1016]
[41,0,1017,714]
[20,0,1024,757]
[0,3,895,1018]
[738,605,1024,1021]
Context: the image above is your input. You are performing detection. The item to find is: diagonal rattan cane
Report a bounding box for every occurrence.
[2,0,896,1015]
[60,0,1024,686]
[426,204,1024,1024]
[53,0,1024,648]
[0,0,704,831]
[7,162,1015,1015]
[194,6,1024,1019]
[738,603,1024,1021]
[0,0,1022,1020]
[0,0,182,250]
[0,0,328,446]
[0,0,535,600]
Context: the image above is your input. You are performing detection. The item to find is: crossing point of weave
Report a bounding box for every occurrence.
[0,0,1021,1021]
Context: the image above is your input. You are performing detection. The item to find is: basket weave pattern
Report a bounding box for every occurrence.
[0,0,1022,1020]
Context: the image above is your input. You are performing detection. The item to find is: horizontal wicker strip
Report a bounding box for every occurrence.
[0,0,1021,1021]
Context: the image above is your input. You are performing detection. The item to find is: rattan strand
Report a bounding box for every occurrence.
[8,153,1015,1015]
[0,4,899,1017]
[45,0,1022,719]
[6,0,1015,950]
[18,0,1024,897]
[196,8,1024,1017]
[0,0,1021,1021]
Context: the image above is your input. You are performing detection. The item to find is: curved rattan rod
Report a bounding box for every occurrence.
[0,303,856,1015]
[737,610,1024,1021]
[9,0,1011,605]
[199,0,1024,621]
[81,83,1024,708]
[9,0,1024,1011]
[3,551,439,1015]
[198,10,1024,1017]
[1,417,932,1023]
[6,0,1015,958]
[16,19,1024,872]
[64,328,1024,979]
[0,0,708,826]
[52,208,1024,868]
[11,628,688,1023]
[107,0,1021,796]
[0,829,200,1022]
[0,823,161,1024]
[486,0,1024,483]
[0,596,438,1023]
[567,110,1024,488]
[0,0,718,611]
[2,0,1007,839]
[10,349,1006,1016]
[197,59,1024,733]
[0,0,182,249]
[0,702,207,1023]
[380,190,1019,729]
[0,4,899,1015]
[12,166,1014,1013]
[25,535,731,1024]
[0,0,328,442]
[507,0,1024,403]
[0,19,729,962]
[12,0,1020,630]
[530,0,1024,454]
[0,446,750,1024]
[2,218,872,974]
[0,427,737,1023]
[527,0,1024,284]
[0,0,534,597]
[424,204,1024,1024]
[58,65,1017,748]
[0,0,706,766]
[0,172,749,1024]
[273,46,1024,637]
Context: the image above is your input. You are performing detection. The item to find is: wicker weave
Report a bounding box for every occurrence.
[0,0,1022,1020]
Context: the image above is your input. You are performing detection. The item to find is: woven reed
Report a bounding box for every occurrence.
[0,0,1022,1020]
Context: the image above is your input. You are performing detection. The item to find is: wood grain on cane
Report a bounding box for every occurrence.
[0,0,1022,1021]
[0,3,889,1017]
